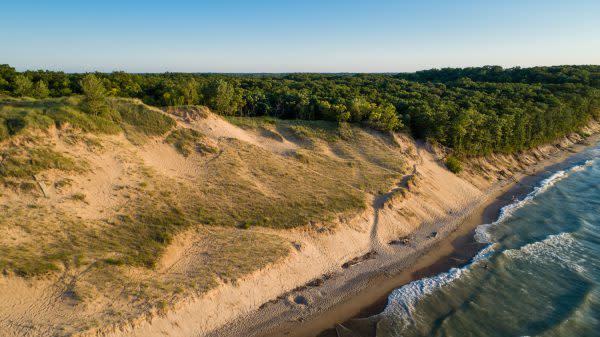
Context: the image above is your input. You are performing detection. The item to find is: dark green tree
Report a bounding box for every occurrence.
[80,74,109,115]
[202,79,243,114]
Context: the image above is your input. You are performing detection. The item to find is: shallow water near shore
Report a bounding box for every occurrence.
[370,143,600,337]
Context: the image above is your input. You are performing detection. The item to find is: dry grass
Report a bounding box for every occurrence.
[165,128,217,157]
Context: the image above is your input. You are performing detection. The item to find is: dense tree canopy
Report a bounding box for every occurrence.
[1,65,599,155]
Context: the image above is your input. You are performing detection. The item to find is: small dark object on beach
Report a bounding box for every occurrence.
[389,237,410,245]
[306,278,324,287]
[341,251,377,269]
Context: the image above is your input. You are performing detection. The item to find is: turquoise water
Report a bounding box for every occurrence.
[374,143,600,337]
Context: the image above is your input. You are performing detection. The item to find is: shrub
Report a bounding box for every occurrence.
[69,193,87,202]
[33,80,50,99]
[80,74,109,116]
[445,155,462,174]
[19,181,37,192]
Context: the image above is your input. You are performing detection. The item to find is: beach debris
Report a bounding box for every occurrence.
[293,295,309,306]
[32,174,49,198]
[341,251,377,269]
[292,241,302,251]
[389,236,410,245]
[306,278,324,287]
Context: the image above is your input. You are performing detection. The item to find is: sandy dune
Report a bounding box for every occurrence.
[1,107,598,337]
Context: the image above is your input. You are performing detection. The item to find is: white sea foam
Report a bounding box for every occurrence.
[381,266,468,327]
[475,158,597,243]
[380,245,494,327]
[471,243,498,262]
[381,232,585,332]
[502,232,587,273]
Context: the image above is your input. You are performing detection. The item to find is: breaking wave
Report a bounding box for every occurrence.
[475,158,596,243]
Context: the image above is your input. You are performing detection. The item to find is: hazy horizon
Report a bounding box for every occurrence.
[2,0,599,73]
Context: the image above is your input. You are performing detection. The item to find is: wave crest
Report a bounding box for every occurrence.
[475,159,596,243]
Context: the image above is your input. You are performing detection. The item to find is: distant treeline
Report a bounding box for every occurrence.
[1,64,600,155]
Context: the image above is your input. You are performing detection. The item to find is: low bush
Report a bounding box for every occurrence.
[445,155,463,174]
[165,128,206,156]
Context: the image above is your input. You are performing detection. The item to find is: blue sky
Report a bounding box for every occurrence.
[1,0,599,72]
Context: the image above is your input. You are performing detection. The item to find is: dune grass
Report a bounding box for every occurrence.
[0,146,85,179]
[165,128,217,157]
[174,118,407,229]
[110,98,175,136]
[0,97,175,141]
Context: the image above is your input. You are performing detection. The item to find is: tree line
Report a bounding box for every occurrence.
[1,64,599,156]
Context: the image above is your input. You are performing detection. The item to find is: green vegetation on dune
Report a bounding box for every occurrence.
[0,146,85,178]
[445,155,462,174]
[0,98,174,141]
[110,98,175,135]
[0,101,404,277]
[179,120,406,230]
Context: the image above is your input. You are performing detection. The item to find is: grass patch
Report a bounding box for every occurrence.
[165,128,217,157]
[181,134,406,229]
[0,146,85,178]
[224,115,277,129]
[0,97,121,136]
[69,193,87,203]
[284,120,340,142]
[52,105,121,134]
[0,97,176,142]
[110,99,175,136]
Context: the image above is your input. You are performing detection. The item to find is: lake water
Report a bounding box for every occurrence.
[373,143,600,337]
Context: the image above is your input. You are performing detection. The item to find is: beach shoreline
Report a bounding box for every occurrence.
[231,134,600,337]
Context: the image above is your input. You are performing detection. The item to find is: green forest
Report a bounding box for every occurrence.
[1,64,599,156]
